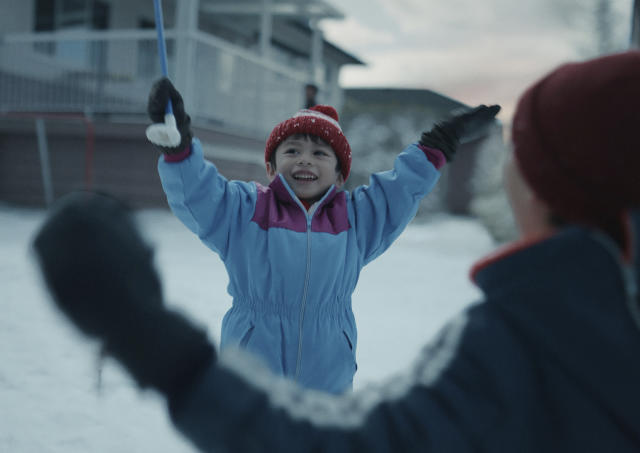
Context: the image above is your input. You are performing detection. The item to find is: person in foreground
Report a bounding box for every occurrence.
[33,50,640,452]
[147,77,498,394]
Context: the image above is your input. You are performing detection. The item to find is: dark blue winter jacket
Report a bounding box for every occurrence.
[167,211,640,452]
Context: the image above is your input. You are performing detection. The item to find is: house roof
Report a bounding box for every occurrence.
[286,20,364,66]
[344,88,468,113]
[199,0,363,67]
[200,0,344,20]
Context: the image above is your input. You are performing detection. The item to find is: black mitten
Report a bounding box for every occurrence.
[420,104,500,162]
[147,77,193,154]
[33,191,214,396]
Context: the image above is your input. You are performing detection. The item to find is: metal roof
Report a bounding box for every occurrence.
[200,0,344,20]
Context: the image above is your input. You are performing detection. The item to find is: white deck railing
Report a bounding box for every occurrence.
[0,29,317,137]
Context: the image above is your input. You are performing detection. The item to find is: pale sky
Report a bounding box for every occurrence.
[321,0,634,121]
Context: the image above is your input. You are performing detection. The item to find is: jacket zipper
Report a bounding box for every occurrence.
[280,176,333,381]
[295,214,313,380]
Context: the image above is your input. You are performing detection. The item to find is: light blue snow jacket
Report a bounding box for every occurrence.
[158,139,440,393]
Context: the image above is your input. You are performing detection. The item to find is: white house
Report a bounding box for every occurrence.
[0,0,363,206]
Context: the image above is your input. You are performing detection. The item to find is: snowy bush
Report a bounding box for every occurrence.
[343,109,446,216]
[469,132,517,243]
[340,91,517,240]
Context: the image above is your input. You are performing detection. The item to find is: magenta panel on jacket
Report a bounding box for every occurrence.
[251,178,350,235]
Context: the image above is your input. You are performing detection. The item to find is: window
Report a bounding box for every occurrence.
[33,0,110,68]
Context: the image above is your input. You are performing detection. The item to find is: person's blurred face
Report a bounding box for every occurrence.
[305,85,318,100]
[503,149,554,239]
[266,134,344,204]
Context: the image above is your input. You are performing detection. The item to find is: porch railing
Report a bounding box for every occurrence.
[0,29,320,137]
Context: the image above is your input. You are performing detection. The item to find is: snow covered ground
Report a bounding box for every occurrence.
[0,204,495,452]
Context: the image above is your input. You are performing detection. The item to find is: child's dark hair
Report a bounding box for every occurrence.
[269,133,342,173]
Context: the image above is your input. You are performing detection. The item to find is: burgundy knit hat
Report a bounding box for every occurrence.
[265,105,352,181]
[512,50,640,241]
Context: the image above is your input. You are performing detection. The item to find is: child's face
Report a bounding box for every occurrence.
[266,135,344,203]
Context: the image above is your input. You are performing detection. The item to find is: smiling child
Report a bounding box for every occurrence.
[147,79,497,393]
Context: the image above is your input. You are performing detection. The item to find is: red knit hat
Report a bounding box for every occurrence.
[512,50,640,242]
[265,105,352,181]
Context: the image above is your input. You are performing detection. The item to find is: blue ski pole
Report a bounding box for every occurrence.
[145,0,181,147]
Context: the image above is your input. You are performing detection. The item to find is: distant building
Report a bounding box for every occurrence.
[341,88,503,215]
[0,0,363,207]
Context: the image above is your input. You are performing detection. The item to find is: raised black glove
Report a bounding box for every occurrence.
[419,104,500,162]
[147,77,193,154]
[33,191,214,396]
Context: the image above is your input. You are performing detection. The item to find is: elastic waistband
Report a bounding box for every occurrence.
[230,296,352,320]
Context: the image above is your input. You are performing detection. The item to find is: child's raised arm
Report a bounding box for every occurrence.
[147,78,258,259]
[350,105,500,264]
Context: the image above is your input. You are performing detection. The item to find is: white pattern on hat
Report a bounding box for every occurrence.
[293,110,343,132]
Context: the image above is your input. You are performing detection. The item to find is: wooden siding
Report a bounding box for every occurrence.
[0,116,267,208]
